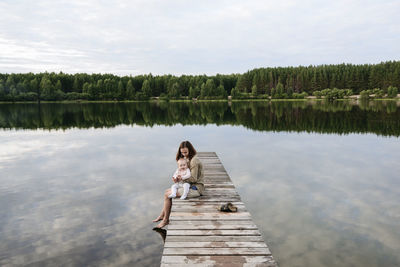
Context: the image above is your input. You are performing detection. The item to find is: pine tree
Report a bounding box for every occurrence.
[40,76,54,100]
[126,80,136,100]
[141,80,152,97]
[117,80,125,99]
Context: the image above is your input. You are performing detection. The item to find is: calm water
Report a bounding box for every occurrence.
[1,101,400,267]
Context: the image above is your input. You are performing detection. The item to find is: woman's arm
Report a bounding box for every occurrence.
[184,157,200,183]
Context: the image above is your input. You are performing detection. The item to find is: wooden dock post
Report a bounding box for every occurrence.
[160,152,278,266]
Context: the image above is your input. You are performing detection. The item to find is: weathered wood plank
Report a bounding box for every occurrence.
[163,247,271,256]
[164,242,268,248]
[165,236,266,242]
[170,217,252,221]
[171,205,246,212]
[171,208,247,213]
[171,202,244,207]
[167,224,256,230]
[161,255,277,267]
[166,229,261,236]
[169,220,253,225]
[170,213,250,219]
[173,198,241,202]
[161,255,275,264]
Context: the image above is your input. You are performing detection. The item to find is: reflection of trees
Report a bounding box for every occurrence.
[0,101,399,136]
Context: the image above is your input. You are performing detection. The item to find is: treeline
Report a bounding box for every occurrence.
[0,61,399,101]
[0,102,399,136]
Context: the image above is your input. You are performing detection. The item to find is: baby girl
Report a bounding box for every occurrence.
[168,158,191,200]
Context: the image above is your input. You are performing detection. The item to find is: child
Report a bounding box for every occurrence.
[168,157,191,200]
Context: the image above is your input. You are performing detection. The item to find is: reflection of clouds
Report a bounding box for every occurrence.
[216,131,400,267]
[0,132,87,171]
[1,125,400,266]
[190,126,400,266]
[0,126,177,266]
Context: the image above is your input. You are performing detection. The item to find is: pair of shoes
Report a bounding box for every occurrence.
[168,194,176,198]
[180,195,187,200]
[218,202,237,212]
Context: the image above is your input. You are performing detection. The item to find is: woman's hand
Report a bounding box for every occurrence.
[172,177,177,183]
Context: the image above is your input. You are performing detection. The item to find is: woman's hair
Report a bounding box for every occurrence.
[176,141,197,161]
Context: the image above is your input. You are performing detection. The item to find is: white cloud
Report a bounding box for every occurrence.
[0,0,399,75]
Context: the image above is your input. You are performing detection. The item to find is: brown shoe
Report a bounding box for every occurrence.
[218,202,237,212]
[227,202,237,212]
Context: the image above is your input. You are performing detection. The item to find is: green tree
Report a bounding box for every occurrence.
[0,83,5,100]
[168,82,180,98]
[203,79,215,98]
[117,80,125,100]
[141,80,152,97]
[40,76,54,100]
[275,82,284,98]
[189,86,199,99]
[73,77,80,93]
[387,86,398,98]
[216,84,227,99]
[231,87,241,99]
[55,80,62,92]
[251,84,258,96]
[126,80,136,100]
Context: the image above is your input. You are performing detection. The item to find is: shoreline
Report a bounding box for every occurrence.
[0,96,399,104]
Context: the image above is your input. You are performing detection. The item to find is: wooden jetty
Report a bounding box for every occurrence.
[161,152,277,267]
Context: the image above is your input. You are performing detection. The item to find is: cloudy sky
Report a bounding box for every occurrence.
[0,0,399,76]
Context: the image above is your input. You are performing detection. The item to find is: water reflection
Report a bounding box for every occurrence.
[0,128,177,266]
[219,133,400,266]
[1,102,400,266]
[0,100,399,136]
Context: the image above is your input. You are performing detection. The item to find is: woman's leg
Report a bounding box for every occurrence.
[156,188,181,228]
[152,188,170,222]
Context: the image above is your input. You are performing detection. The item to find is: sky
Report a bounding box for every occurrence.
[0,0,399,76]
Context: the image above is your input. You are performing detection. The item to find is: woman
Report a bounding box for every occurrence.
[153,141,204,228]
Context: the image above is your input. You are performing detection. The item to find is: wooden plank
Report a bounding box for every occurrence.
[170,212,251,217]
[161,256,277,267]
[170,201,244,207]
[169,220,252,225]
[171,208,247,213]
[173,198,241,202]
[161,255,275,264]
[167,224,256,230]
[166,236,266,242]
[164,242,268,248]
[171,205,246,211]
[167,230,261,236]
[161,264,276,267]
[163,247,271,256]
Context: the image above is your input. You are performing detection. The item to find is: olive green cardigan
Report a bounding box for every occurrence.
[185,155,205,195]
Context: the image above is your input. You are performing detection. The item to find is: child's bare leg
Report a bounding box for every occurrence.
[180,183,190,200]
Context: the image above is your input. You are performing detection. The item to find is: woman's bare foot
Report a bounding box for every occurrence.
[155,219,169,229]
[152,215,164,223]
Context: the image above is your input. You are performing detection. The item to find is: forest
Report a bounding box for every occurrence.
[0,61,399,101]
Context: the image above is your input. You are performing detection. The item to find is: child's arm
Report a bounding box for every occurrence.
[172,169,179,180]
[181,168,191,180]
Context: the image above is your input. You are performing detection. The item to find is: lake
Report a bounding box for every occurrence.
[1,101,399,267]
